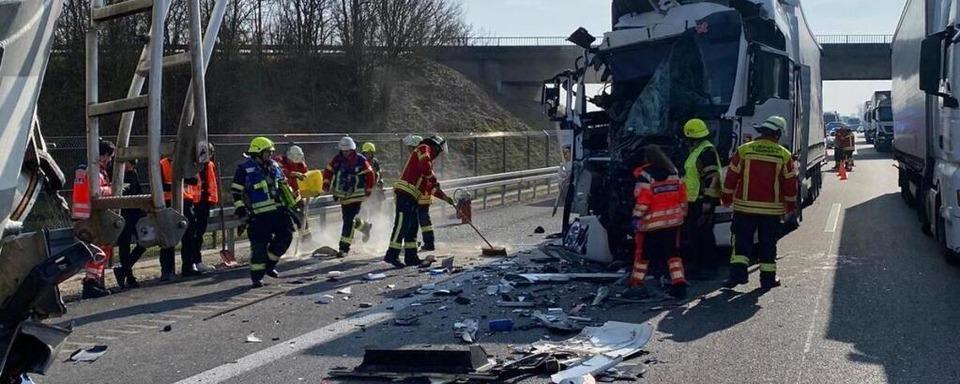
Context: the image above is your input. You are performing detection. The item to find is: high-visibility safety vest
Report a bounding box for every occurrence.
[395,144,449,202]
[683,140,722,202]
[160,157,198,203]
[721,137,799,216]
[186,161,219,204]
[72,165,112,219]
[230,157,297,215]
[632,165,688,232]
[321,152,375,205]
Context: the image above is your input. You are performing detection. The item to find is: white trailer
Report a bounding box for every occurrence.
[547,0,825,257]
[893,0,960,258]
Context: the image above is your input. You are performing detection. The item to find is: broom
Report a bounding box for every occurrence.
[456,206,507,256]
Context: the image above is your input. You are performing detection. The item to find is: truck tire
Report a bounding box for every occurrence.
[920,187,933,236]
[936,195,960,265]
[899,168,915,206]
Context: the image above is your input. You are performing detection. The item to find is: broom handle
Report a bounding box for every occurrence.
[457,206,495,248]
[217,158,227,251]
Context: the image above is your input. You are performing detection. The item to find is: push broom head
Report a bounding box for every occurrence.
[481,246,508,257]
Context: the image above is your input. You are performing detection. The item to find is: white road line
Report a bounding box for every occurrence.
[158,313,194,319]
[171,312,392,384]
[124,324,161,330]
[143,319,176,324]
[81,334,118,341]
[104,328,141,335]
[824,203,842,233]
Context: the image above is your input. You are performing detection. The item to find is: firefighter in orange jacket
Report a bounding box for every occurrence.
[384,135,455,268]
[183,144,220,273]
[159,155,202,280]
[75,139,116,299]
[625,145,689,300]
[721,116,798,290]
[834,124,856,170]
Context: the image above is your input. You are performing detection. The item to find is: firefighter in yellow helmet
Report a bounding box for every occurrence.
[231,137,302,288]
[681,119,724,280]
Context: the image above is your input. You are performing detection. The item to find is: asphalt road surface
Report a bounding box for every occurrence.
[39,137,960,384]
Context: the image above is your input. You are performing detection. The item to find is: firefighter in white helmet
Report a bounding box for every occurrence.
[322,137,376,258]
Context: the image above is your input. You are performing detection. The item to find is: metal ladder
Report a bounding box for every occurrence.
[82,0,224,248]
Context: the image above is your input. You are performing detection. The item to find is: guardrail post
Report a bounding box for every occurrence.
[473,137,479,176]
[501,136,507,173]
[227,228,236,256]
[483,187,488,209]
[526,135,531,170]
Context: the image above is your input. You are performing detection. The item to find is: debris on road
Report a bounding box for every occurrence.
[329,345,498,382]
[364,272,387,281]
[68,345,108,363]
[312,246,339,258]
[591,286,610,306]
[454,319,479,343]
[433,288,463,296]
[359,302,373,308]
[161,325,172,332]
[530,322,654,384]
[441,257,455,269]
[505,273,624,285]
[316,295,335,304]
[534,226,546,234]
[245,332,263,343]
[337,287,353,295]
[488,319,515,332]
[455,296,472,305]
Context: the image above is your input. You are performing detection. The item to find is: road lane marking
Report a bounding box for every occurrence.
[824,203,841,233]
[81,334,118,341]
[124,324,161,330]
[104,328,140,335]
[157,313,193,319]
[143,319,176,324]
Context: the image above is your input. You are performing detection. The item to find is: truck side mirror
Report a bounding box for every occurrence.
[920,33,946,95]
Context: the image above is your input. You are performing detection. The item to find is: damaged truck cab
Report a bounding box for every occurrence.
[546,0,824,259]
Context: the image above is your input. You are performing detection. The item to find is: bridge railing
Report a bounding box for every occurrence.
[438,34,894,47]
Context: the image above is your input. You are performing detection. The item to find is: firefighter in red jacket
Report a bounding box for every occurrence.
[834,125,856,170]
[722,116,799,290]
[75,139,116,299]
[384,135,455,268]
[322,137,375,258]
[625,145,689,300]
[276,145,309,200]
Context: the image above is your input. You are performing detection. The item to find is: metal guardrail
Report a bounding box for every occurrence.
[208,166,561,252]
[434,34,895,47]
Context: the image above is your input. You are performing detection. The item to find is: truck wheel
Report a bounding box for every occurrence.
[920,195,933,237]
[899,169,915,206]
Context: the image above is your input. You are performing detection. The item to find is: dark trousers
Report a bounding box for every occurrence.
[683,199,718,270]
[730,213,781,283]
[385,193,421,263]
[249,211,294,282]
[340,203,362,252]
[160,202,195,275]
[118,214,146,274]
[183,201,211,265]
[417,204,434,248]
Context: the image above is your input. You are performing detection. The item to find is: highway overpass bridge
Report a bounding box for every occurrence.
[428,35,892,101]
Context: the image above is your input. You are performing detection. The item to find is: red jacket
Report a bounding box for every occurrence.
[836,129,856,151]
[394,144,449,201]
[633,165,687,232]
[722,137,798,215]
[275,155,309,194]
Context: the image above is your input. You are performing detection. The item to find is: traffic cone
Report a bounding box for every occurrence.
[838,160,848,180]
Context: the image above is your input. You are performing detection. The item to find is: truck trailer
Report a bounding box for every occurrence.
[546,0,825,260]
[870,90,894,151]
[893,0,960,258]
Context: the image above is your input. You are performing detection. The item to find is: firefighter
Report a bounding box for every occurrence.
[159,155,201,280]
[403,134,423,151]
[184,143,219,273]
[680,119,723,280]
[232,137,300,288]
[721,116,798,290]
[357,142,382,242]
[834,124,856,170]
[276,144,309,200]
[322,137,375,258]
[78,139,116,299]
[625,145,689,300]
[113,160,147,289]
[384,135,455,268]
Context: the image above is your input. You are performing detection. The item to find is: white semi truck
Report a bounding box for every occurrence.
[893,0,960,258]
[545,0,825,258]
[870,90,894,151]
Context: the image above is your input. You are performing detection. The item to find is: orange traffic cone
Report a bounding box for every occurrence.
[838,160,848,180]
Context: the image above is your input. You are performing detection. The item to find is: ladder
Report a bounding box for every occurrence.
[81,0,224,249]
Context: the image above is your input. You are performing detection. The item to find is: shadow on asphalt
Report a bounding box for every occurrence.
[830,189,960,382]
[656,289,763,343]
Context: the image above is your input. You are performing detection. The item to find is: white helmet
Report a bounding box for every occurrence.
[403,134,423,147]
[287,145,305,163]
[338,136,357,151]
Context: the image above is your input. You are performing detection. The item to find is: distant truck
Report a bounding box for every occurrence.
[869,90,893,151]
[863,100,875,143]
[893,0,960,258]
[546,0,825,258]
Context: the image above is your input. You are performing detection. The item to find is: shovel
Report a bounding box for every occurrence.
[455,206,507,257]
[217,158,239,267]
[293,197,311,257]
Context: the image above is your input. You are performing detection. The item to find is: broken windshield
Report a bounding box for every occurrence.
[604,10,743,163]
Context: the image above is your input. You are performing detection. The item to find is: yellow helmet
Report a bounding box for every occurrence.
[361,142,376,153]
[683,119,709,139]
[248,137,275,154]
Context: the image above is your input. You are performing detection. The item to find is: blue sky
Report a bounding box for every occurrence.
[461,0,907,115]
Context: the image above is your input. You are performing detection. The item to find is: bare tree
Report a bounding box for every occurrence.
[273,0,334,55]
[373,0,470,60]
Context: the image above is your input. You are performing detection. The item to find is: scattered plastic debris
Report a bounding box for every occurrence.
[245,332,263,343]
[387,284,397,290]
[68,345,108,363]
[534,226,546,234]
[312,246,339,258]
[591,287,610,306]
[488,319,515,332]
[430,268,448,276]
[316,295,335,304]
[394,315,419,326]
[337,287,353,295]
[441,257,455,269]
[434,288,463,296]
[161,325,172,332]
[454,319,479,343]
[505,273,624,285]
[359,302,373,308]
[365,273,387,281]
[327,271,344,280]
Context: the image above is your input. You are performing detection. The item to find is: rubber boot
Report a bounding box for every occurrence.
[82,280,111,299]
[760,272,781,290]
[723,265,749,289]
[112,267,127,289]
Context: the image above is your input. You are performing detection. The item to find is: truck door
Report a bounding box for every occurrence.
[740,45,793,142]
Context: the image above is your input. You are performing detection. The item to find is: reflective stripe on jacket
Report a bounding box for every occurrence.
[683,140,722,202]
[633,165,688,232]
[395,144,449,202]
[721,137,798,216]
[321,152,374,205]
[231,157,296,215]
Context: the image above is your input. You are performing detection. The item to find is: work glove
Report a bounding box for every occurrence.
[234,206,249,220]
[443,195,456,206]
[290,171,306,180]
